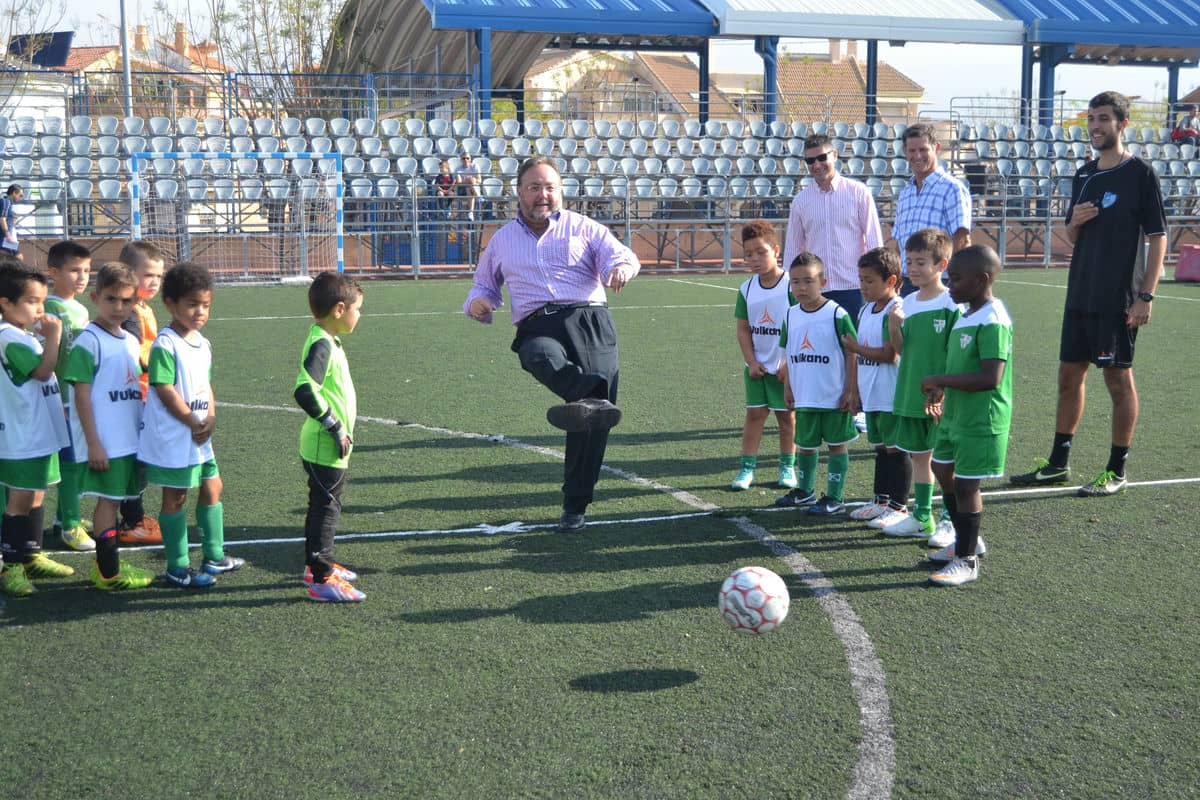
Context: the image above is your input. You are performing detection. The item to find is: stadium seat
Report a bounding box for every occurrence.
[309,136,331,154]
[212,178,236,200]
[776,176,795,197]
[593,120,614,138]
[758,157,778,175]
[290,158,314,175]
[154,178,179,200]
[765,121,785,139]
[534,137,555,156]
[486,136,506,158]
[524,118,543,137]
[8,157,33,177]
[96,156,121,177]
[782,156,801,175]
[461,136,482,156]
[40,130,64,153]
[713,157,733,175]
[375,118,400,138]
[206,136,229,154]
[890,158,909,176]
[661,120,681,138]
[376,177,400,198]
[185,178,207,201]
[691,157,712,176]
[752,176,772,197]
[150,136,173,154]
[730,176,748,197]
[1011,141,1029,158]
[68,156,92,176]
[634,177,653,198]
[69,115,92,135]
[233,158,257,176]
[619,157,639,176]
[498,157,519,176]
[735,156,755,175]
[643,157,663,175]
[869,158,888,176]
[499,118,520,137]
[596,157,616,175]
[208,159,232,175]
[68,135,91,156]
[764,138,783,157]
[569,119,590,138]
[870,139,889,157]
[402,118,424,137]
[383,136,407,157]
[343,156,365,175]
[561,176,579,197]
[350,177,373,198]
[682,176,703,197]
[743,138,761,156]
[676,137,696,157]
[178,136,202,153]
[98,179,122,199]
[481,176,504,198]
[606,138,626,157]
[546,119,566,137]
[145,116,169,136]
[97,116,120,136]
[584,177,604,197]
[301,118,324,137]
[335,137,357,156]
[570,157,591,175]
[657,176,678,197]
[68,178,93,200]
[637,119,657,138]
[511,137,531,157]
[866,177,883,197]
[266,178,290,199]
[119,116,143,135]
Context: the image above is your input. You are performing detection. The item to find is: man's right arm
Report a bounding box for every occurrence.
[464,235,506,324]
[780,194,804,271]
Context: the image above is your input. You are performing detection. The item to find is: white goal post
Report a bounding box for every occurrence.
[129,151,345,281]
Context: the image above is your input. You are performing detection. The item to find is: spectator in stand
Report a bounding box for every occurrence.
[456,154,482,221]
[434,159,456,217]
[1171,105,1200,148]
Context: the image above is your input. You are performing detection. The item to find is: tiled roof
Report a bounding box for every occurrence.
[635,53,740,117]
[777,54,923,119]
[56,46,117,73]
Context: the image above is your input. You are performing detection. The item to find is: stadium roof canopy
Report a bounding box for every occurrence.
[326,0,717,87]
[989,0,1200,53]
[702,0,1024,46]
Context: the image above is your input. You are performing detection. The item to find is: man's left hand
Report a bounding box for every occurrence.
[606,266,633,294]
[1126,298,1151,329]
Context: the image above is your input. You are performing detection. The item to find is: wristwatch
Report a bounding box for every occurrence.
[1137,291,1154,302]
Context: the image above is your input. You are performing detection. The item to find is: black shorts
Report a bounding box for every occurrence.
[1060,309,1137,368]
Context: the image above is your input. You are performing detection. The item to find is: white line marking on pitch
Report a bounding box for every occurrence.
[732,516,895,800]
[666,277,739,292]
[219,399,889,798]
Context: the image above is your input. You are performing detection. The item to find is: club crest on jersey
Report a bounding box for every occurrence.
[960,333,973,349]
[790,331,830,364]
[799,333,815,351]
[934,319,946,333]
[750,307,780,337]
[1101,191,1117,209]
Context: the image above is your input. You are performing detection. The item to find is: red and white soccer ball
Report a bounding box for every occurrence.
[718,566,790,634]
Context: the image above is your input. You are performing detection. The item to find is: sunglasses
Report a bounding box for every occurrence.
[804,152,833,165]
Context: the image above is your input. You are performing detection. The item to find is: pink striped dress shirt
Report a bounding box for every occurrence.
[464,209,640,325]
[781,173,883,292]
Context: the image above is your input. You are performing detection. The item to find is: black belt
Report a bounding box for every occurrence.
[526,301,607,320]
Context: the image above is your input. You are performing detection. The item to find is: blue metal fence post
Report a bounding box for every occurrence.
[698,40,710,124]
[864,39,878,127]
[475,28,493,120]
[754,36,778,125]
[1167,64,1180,128]
[1020,45,1034,127]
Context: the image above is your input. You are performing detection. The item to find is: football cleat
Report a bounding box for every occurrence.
[882,513,934,538]
[91,561,155,591]
[928,537,987,563]
[807,496,845,515]
[730,467,755,491]
[850,502,888,521]
[1009,458,1069,486]
[1078,470,1127,497]
[929,556,979,587]
[202,556,246,575]
[1,564,35,597]
[927,516,957,549]
[307,574,365,603]
[60,523,96,552]
[868,508,908,530]
[303,563,358,584]
[23,553,75,579]
[773,488,817,508]
[777,465,798,489]
[166,566,216,589]
[118,517,163,546]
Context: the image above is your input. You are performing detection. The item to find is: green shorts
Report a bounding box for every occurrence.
[894,415,937,454]
[932,426,1009,479]
[80,454,142,500]
[0,453,61,492]
[864,411,898,447]
[744,366,788,412]
[144,459,219,490]
[794,408,858,450]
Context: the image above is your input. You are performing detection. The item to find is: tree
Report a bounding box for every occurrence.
[0,0,68,115]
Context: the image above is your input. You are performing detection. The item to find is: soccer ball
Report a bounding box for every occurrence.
[718,566,790,634]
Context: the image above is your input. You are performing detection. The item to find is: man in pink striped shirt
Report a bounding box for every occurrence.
[464,157,640,532]
[781,134,883,322]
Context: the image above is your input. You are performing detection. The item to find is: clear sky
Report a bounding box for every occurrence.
[61,0,1200,113]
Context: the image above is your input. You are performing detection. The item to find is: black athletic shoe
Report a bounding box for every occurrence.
[1009,458,1070,486]
[557,512,586,532]
[773,489,817,508]
[807,495,846,515]
[546,399,622,433]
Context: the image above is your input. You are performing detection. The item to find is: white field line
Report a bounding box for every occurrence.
[731,516,895,800]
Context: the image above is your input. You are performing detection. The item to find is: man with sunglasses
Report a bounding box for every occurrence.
[886,123,972,294]
[781,135,882,322]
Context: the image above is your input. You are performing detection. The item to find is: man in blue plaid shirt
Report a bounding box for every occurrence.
[887,123,972,294]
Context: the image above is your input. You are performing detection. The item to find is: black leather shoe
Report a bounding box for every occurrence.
[547,398,622,432]
[557,512,586,532]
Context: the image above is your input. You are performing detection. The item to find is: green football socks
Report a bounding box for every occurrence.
[198,503,225,563]
[160,510,189,571]
[914,482,935,523]
[827,452,850,502]
[796,451,819,494]
[56,460,83,530]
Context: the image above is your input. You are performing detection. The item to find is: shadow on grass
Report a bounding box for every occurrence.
[397,579,716,625]
[569,668,701,693]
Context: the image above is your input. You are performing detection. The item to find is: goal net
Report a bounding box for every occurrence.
[129,151,344,282]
